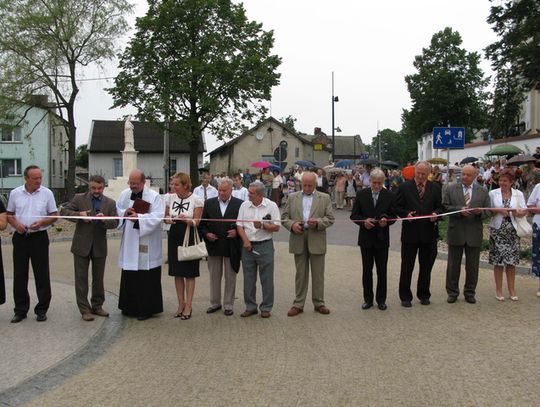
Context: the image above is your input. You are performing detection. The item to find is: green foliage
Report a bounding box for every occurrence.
[109,0,281,184]
[368,128,413,166]
[486,0,540,90]
[488,66,525,138]
[280,115,298,132]
[0,0,133,197]
[519,248,532,261]
[76,144,88,168]
[402,27,490,144]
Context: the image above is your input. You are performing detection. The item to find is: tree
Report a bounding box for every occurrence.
[109,0,281,185]
[76,144,88,169]
[280,115,298,132]
[488,66,524,138]
[402,27,490,144]
[0,0,133,198]
[368,128,412,166]
[486,0,540,90]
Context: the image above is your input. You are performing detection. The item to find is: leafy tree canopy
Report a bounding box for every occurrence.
[402,27,490,144]
[76,144,88,169]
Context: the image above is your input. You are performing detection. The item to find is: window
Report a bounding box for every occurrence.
[113,158,123,177]
[295,147,300,158]
[1,126,22,142]
[1,159,22,176]
[59,161,63,177]
[170,159,177,174]
[52,159,56,176]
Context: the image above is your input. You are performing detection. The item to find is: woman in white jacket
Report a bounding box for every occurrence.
[488,169,528,301]
[527,182,540,297]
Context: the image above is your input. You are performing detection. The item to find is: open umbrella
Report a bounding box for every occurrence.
[294,160,316,168]
[486,144,523,156]
[326,167,345,174]
[269,164,282,173]
[357,158,379,166]
[335,159,354,168]
[323,164,335,171]
[380,160,399,168]
[428,157,448,165]
[460,157,478,165]
[251,161,272,169]
[506,154,537,166]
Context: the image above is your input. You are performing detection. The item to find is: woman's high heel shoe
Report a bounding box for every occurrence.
[509,296,518,301]
[495,295,505,301]
[181,308,192,320]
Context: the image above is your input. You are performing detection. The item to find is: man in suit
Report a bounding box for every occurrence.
[350,168,396,311]
[395,161,444,307]
[200,178,243,316]
[442,165,490,304]
[315,169,329,194]
[282,171,335,316]
[60,175,118,321]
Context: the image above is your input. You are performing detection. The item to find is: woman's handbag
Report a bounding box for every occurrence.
[514,214,532,238]
[177,224,207,261]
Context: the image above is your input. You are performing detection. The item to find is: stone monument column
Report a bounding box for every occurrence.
[122,115,138,176]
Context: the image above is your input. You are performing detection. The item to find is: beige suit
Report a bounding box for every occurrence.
[282,191,334,308]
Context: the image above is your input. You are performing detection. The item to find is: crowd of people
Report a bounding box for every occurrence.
[0,156,539,323]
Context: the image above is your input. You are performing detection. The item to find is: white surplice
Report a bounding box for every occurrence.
[117,187,164,270]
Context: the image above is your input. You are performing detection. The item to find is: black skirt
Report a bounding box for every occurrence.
[119,266,163,317]
[167,221,200,278]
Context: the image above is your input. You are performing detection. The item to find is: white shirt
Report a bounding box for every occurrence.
[316,176,323,187]
[7,185,57,231]
[193,184,218,200]
[527,183,540,226]
[219,197,231,216]
[302,193,314,227]
[237,197,280,242]
[232,186,248,201]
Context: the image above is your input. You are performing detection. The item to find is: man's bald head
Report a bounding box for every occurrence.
[302,171,317,195]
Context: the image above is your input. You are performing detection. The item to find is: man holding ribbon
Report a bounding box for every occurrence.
[395,161,443,307]
[117,169,165,320]
[60,175,118,321]
[442,165,490,304]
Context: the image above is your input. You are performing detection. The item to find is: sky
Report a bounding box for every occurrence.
[75,0,499,155]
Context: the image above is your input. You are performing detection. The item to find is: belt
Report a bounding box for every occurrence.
[250,239,271,245]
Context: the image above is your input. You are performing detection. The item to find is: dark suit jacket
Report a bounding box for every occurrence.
[350,188,396,248]
[199,196,243,272]
[316,176,329,194]
[442,182,490,247]
[395,180,443,244]
[60,192,118,257]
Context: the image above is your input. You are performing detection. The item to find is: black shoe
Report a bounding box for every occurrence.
[465,296,476,304]
[206,305,222,314]
[447,296,457,304]
[361,302,373,310]
[224,309,234,316]
[378,303,387,311]
[420,299,430,305]
[137,315,151,321]
[36,313,47,322]
[11,314,26,323]
[401,301,412,308]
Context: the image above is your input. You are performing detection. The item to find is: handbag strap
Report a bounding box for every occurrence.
[182,223,201,247]
[182,224,191,247]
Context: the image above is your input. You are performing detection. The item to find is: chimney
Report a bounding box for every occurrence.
[314,127,321,135]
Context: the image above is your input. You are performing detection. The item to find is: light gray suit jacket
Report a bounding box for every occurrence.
[442,182,490,247]
[281,191,335,255]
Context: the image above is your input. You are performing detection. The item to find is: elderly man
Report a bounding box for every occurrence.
[7,165,58,323]
[60,175,119,321]
[443,165,490,303]
[282,171,335,316]
[236,181,280,318]
[395,161,444,307]
[117,169,165,320]
[200,178,243,316]
[350,168,396,311]
[194,173,218,201]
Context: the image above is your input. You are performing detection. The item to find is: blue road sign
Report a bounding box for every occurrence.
[359,153,369,159]
[432,127,465,149]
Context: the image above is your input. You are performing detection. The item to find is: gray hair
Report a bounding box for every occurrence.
[369,167,385,181]
[249,181,266,196]
[218,177,233,188]
[415,160,431,171]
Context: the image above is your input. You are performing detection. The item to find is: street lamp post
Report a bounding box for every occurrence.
[331,71,339,163]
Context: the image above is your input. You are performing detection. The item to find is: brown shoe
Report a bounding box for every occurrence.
[260,311,271,318]
[287,307,303,317]
[240,310,258,318]
[92,308,109,317]
[82,313,94,321]
[314,305,330,315]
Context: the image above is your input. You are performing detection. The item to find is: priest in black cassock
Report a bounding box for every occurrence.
[0,200,6,305]
[116,170,165,320]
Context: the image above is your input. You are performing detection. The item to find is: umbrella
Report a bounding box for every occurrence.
[326,167,345,174]
[269,164,282,173]
[440,164,461,172]
[357,158,379,166]
[506,154,537,166]
[335,159,354,168]
[486,144,523,156]
[250,161,272,168]
[460,157,478,165]
[294,160,316,168]
[428,157,448,165]
[380,160,399,168]
[323,164,335,171]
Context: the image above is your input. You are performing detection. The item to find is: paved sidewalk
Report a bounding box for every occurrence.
[1,235,539,406]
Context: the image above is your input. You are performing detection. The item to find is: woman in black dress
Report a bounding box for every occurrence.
[0,200,7,305]
[164,172,203,320]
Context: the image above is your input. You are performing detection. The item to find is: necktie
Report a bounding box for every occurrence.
[373,192,378,206]
[464,188,471,206]
[417,183,425,201]
[130,191,143,200]
[204,187,207,200]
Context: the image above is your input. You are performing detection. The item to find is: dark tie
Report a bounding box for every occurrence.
[130,191,143,200]
[204,187,207,200]
[372,192,378,206]
[417,183,425,201]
